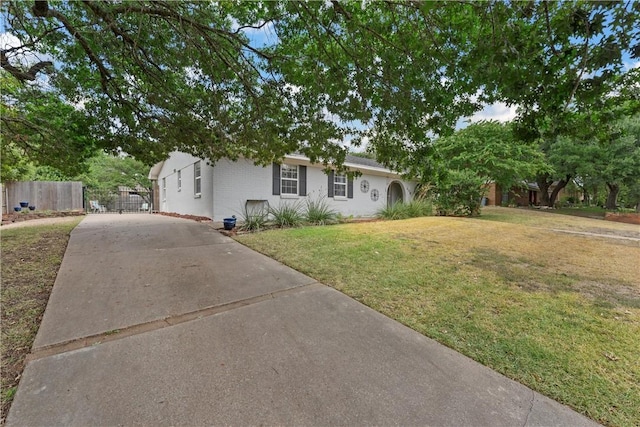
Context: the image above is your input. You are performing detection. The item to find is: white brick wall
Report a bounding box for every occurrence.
[157,152,214,218]
[157,153,417,221]
[211,158,416,221]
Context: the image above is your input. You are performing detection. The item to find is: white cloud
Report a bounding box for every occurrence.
[624,60,640,70]
[0,32,21,50]
[1,31,55,89]
[468,101,518,123]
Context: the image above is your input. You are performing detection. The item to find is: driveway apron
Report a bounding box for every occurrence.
[7,214,598,426]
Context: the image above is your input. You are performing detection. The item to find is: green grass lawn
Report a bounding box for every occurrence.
[236,207,640,427]
[1,220,81,422]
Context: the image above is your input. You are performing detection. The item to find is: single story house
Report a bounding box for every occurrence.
[148,152,416,221]
[485,181,567,207]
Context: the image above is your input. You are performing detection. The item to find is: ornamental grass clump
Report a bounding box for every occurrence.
[269,201,305,228]
[377,198,433,220]
[304,196,337,225]
[238,205,269,231]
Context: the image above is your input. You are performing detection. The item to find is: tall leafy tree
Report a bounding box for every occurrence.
[0,71,96,179]
[2,1,638,174]
[586,113,640,210]
[435,121,548,190]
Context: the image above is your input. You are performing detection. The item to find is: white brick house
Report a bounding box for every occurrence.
[148,152,416,221]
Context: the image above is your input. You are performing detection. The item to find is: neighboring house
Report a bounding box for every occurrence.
[485,182,566,207]
[148,152,416,221]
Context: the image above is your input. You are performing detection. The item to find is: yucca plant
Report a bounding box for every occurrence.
[405,198,434,217]
[238,204,269,231]
[377,198,434,220]
[376,202,409,220]
[304,195,337,225]
[269,201,305,228]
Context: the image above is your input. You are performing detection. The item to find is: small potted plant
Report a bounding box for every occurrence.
[223,215,237,230]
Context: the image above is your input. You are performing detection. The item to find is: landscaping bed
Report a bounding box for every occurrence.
[1,211,85,227]
[604,212,640,225]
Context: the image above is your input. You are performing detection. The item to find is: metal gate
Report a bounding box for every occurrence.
[84,185,153,213]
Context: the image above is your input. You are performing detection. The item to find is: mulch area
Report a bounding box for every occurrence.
[604,212,640,225]
[1,211,86,227]
[155,212,213,222]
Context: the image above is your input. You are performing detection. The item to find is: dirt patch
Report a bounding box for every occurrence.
[605,212,640,225]
[572,280,640,309]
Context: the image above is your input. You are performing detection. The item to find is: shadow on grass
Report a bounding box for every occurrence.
[469,248,640,309]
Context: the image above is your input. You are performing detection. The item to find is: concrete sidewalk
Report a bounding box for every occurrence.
[7,214,598,426]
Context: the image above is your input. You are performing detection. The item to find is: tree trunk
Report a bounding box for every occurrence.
[605,182,620,210]
[582,188,590,205]
[549,175,570,208]
[536,174,552,207]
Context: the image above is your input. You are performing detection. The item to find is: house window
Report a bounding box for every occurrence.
[334,174,347,197]
[280,164,298,195]
[177,170,182,192]
[194,161,201,196]
[328,171,353,199]
[162,177,166,201]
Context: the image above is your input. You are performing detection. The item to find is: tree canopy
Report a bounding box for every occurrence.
[1,1,639,176]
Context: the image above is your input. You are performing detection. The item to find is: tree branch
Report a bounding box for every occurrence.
[0,50,52,82]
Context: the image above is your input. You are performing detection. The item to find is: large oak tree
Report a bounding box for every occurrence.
[2,1,638,177]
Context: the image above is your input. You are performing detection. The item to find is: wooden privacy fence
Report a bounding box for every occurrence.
[2,181,84,214]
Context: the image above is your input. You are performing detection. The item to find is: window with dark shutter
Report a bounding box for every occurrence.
[299,166,307,196]
[280,164,298,195]
[272,163,281,195]
[327,171,334,198]
[334,173,347,197]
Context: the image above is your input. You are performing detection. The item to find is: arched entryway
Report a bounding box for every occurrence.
[387,181,404,206]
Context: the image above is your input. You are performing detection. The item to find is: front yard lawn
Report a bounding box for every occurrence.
[0,220,81,423]
[236,207,640,427]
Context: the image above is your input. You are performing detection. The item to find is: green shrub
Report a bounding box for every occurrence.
[435,170,487,216]
[238,204,269,231]
[376,198,433,220]
[406,198,434,217]
[377,202,409,220]
[304,195,337,225]
[269,201,305,228]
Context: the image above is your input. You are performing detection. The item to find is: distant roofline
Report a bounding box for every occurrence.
[284,153,399,176]
[149,152,404,180]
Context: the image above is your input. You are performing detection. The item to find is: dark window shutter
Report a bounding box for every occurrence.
[328,171,334,197]
[272,163,281,195]
[347,177,354,199]
[298,166,307,196]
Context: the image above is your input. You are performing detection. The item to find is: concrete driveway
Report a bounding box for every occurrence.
[7,214,598,426]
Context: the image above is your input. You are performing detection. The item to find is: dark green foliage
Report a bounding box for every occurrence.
[2,1,637,175]
[1,72,97,180]
[435,170,487,217]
